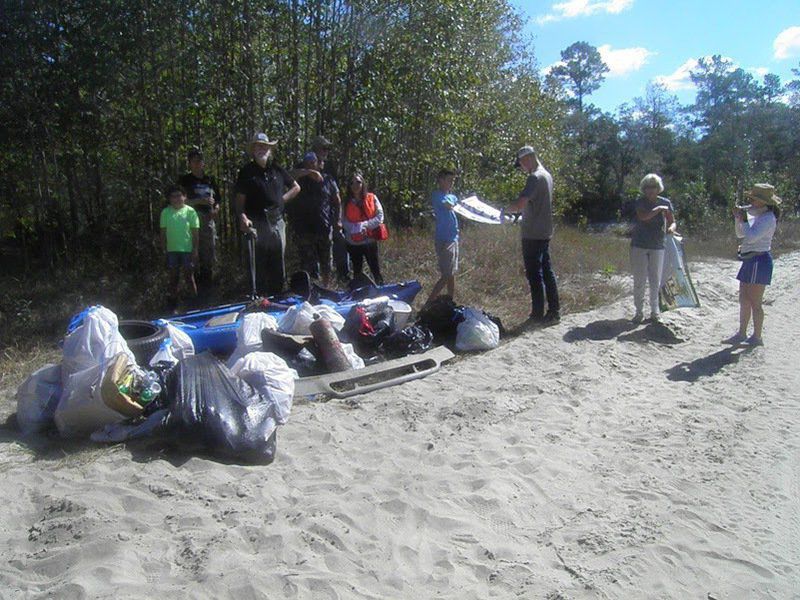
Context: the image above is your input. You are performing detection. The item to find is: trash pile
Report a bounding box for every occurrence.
[16,306,294,464]
[14,280,504,464]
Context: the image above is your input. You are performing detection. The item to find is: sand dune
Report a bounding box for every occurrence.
[1,252,798,599]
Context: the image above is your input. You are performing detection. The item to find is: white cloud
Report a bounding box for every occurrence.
[537,0,634,25]
[773,26,800,60]
[749,67,769,77]
[541,60,563,76]
[654,58,698,91]
[598,44,654,77]
[654,56,735,91]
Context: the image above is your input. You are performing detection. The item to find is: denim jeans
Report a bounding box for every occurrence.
[522,238,560,319]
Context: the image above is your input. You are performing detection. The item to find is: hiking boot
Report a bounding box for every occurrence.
[648,312,661,323]
[632,312,644,324]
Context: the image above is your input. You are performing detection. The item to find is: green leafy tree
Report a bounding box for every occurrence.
[550,41,609,113]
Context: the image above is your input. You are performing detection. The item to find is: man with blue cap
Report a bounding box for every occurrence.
[286,151,337,285]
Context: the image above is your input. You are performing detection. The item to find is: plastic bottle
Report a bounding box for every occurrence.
[139,373,161,404]
[309,313,352,373]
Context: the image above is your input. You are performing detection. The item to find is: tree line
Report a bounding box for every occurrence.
[1,1,799,270]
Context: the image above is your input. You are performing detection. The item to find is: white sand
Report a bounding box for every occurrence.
[1,253,798,599]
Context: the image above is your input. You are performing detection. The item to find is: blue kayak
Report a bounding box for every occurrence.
[165,280,422,355]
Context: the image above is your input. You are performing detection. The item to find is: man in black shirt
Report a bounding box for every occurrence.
[179,148,221,296]
[310,135,350,283]
[234,132,300,296]
[287,152,340,285]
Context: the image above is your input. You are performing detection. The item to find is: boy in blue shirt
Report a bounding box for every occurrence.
[426,169,460,303]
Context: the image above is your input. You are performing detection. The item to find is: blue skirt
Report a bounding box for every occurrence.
[737,252,773,285]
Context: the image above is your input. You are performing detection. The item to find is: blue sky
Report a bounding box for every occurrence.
[511,0,800,113]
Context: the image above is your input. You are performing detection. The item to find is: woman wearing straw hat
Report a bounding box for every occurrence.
[723,183,781,347]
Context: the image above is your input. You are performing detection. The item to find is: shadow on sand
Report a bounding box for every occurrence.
[666,345,754,383]
[617,321,685,346]
[0,414,262,467]
[563,318,639,342]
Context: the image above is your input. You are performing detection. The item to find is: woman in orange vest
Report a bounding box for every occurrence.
[341,172,385,285]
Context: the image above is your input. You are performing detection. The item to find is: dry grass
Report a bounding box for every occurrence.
[683,218,800,261]
[381,222,630,329]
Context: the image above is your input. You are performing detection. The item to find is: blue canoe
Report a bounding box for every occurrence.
[165,280,422,355]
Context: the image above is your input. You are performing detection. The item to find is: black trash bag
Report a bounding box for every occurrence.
[165,353,278,464]
[415,295,465,345]
[378,325,434,359]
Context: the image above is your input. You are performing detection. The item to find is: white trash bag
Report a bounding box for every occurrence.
[56,306,135,438]
[341,343,365,370]
[230,352,297,425]
[61,306,135,388]
[455,307,500,352]
[16,363,62,435]
[55,363,125,438]
[278,302,344,335]
[227,312,279,367]
[154,319,195,360]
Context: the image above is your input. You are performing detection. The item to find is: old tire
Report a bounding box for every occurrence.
[118,320,168,366]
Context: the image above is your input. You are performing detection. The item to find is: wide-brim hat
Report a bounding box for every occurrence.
[514,145,536,167]
[248,132,278,151]
[746,183,782,206]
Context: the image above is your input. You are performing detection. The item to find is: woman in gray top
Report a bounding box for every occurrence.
[630,173,677,323]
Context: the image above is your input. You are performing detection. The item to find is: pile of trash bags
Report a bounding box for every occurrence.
[15,293,504,464]
[15,306,294,464]
[415,296,503,353]
[257,294,503,374]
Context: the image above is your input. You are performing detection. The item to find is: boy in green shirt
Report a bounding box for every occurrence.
[160,185,200,309]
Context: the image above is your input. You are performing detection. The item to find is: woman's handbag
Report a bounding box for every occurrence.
[368,223,389,241]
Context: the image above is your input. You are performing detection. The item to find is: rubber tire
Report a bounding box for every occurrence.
[118,320,169,366]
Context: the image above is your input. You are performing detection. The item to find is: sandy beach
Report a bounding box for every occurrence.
[1,252,798,599]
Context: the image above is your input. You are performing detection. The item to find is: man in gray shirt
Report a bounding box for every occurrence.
[505,145,560,324]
